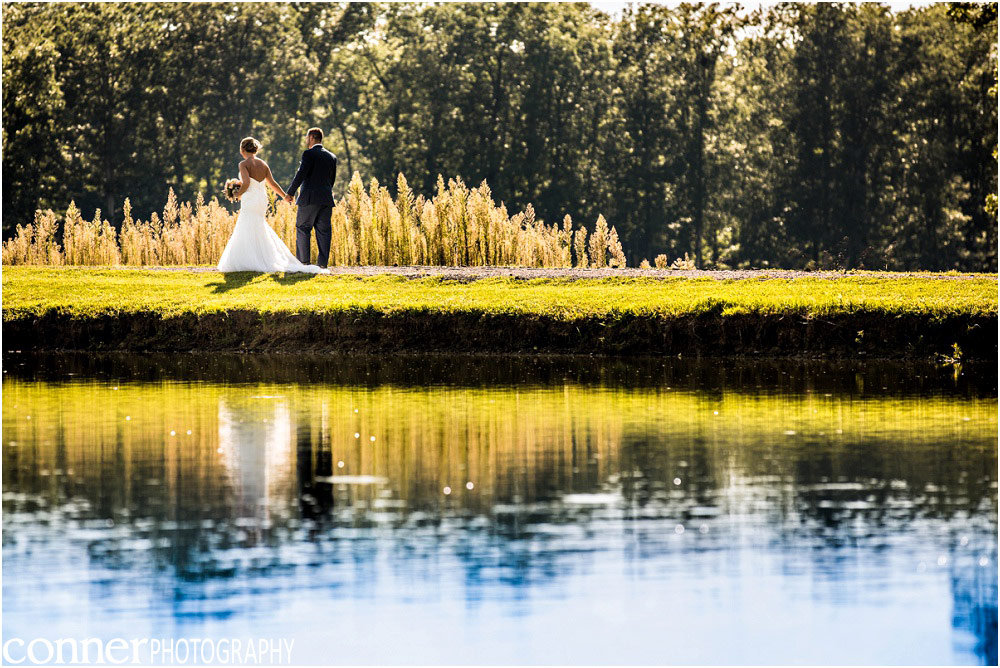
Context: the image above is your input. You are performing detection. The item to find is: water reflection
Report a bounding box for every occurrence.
[218,397,292,523]
[2,353,997,664]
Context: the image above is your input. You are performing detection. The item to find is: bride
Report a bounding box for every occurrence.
[217,137,329,274]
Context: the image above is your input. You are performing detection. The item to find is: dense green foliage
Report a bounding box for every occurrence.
[4,267,996,320]
[2,2,997,270]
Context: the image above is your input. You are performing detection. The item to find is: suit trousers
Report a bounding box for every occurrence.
[295,204,333,267]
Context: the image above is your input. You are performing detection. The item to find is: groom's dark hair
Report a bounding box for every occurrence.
[307,127,324,143]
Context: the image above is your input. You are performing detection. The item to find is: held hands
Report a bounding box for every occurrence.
[284,193,294,204]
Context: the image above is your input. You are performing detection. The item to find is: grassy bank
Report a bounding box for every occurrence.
[2,267,997,358]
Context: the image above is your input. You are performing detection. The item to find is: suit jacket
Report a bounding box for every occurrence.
[287,144,337,207]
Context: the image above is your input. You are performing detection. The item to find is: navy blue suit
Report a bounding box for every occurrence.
[287,144,337,266]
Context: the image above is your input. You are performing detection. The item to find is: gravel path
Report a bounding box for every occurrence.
[40,265,990,281]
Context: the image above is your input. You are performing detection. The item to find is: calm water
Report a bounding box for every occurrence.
[2,353,997,665]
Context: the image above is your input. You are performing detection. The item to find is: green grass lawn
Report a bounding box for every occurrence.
[3,267,997,321]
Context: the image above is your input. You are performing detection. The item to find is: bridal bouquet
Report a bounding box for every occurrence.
[223,178,242,202]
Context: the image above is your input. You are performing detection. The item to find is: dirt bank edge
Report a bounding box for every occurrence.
[3,309,995,360]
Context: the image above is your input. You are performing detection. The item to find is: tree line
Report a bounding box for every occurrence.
[2,2,996,270]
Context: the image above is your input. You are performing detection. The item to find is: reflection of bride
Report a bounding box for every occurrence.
[217,397,293,520]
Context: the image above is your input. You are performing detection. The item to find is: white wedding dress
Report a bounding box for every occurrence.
[217,177,329,274]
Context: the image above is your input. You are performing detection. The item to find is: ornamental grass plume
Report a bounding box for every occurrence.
[588,214,610,268]
[584,214,625,269]
[670,253,697,270]
[2,172,628,268]
[607,225,627,268]
[1,210,63,266]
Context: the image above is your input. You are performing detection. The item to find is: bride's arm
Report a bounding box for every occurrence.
[236,162,251,199]
[262,163,287,200]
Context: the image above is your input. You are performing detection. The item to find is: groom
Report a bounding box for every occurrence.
[285,127,337,267]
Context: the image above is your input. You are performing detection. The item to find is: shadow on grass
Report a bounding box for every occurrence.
[209,272,257,293]
[209,271,323,293]
[268,272,319,286]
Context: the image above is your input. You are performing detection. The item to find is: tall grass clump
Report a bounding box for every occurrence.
[2,173,627,268]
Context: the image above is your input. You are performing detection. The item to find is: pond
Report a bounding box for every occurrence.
[2,353,997,665]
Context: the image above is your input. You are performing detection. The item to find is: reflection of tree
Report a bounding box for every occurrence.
[949,522,998,666]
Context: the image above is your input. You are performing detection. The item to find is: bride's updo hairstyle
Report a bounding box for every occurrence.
[241,137,261,154]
